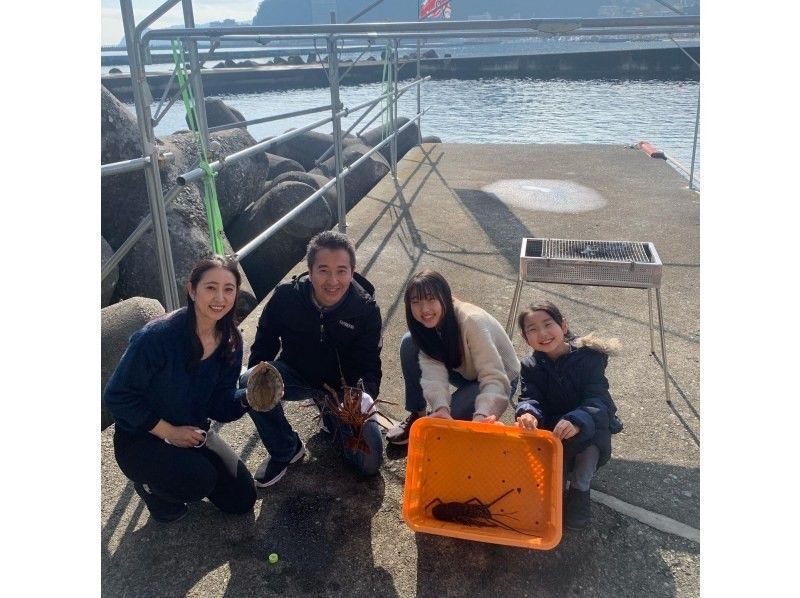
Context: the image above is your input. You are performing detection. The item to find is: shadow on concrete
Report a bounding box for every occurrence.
[102,404,395,596]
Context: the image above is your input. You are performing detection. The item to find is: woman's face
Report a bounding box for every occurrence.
[409,291,443,329]
[189,267,238,326]
[522,310,569,356]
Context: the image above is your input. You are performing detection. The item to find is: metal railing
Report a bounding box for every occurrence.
[102,1,700,310]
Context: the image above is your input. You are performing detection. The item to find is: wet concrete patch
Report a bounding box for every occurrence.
[482,179,607,213]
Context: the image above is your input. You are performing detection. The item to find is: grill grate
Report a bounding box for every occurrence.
[520,238,662,289]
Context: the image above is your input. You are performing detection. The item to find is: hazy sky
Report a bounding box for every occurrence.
[101,1,262,45]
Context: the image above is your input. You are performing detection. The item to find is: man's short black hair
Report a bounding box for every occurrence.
[306,231,356,270]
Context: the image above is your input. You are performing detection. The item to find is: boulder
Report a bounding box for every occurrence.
[261,171,336,215]
[227,181,332,297]
[224,59,237,68]
[239,60,258,68]
[113,198,259,320]
[158,128,270,227]
[422,49,439,59]
[201,98,246,129]
[101,87,262,317]
[358,117,420,163]
[306,53,318,64]
[272,56,287,65]
[109,67,122,74]
[271,130,361,171]
[287,54,304,65]
[421,135,442,144]
[311,143,389,213]
[264,152,305,179]
[213,61,227,69]
[101,85,146,250]
[101,236,118,308]
[101,297,165,430]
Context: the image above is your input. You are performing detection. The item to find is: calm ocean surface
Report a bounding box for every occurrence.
[128,76,700,181]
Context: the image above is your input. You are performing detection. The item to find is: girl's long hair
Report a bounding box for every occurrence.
[404,270,462,369]
[186,254,242,366]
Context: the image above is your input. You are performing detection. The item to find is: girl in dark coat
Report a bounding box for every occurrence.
[514,300,620,530]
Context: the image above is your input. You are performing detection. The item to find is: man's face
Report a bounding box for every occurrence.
[309,248,354,307]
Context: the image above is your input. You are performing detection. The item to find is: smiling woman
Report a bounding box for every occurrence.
[386,270,521,445]
[103,254,257,523]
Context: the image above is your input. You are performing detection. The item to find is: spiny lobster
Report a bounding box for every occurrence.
[318,378,396,454]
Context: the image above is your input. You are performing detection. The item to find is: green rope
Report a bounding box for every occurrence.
[171,39,225,256]
[381,42,394,139]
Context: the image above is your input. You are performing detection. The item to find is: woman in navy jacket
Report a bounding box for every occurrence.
[104,255,256,523]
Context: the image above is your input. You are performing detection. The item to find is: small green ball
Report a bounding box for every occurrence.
[268,553,278,564]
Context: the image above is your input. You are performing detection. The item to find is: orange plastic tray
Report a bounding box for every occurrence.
[402,418,563,550]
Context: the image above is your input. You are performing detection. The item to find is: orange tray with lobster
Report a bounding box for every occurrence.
[402,418,563,550]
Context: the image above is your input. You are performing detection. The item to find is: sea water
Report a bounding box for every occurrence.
[127,77,700,180]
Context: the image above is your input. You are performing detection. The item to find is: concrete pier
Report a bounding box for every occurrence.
[102,46,699,100]
[101,143,700,596]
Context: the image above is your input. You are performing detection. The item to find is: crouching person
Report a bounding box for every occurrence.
[242,231,384,487]
[104,256,256,523]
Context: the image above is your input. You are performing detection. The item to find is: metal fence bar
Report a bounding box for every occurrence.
[390,38,399,178]
[688,89,700,190]
[236,178,338,260]
[207,103,333,133]
[235,108,428,261]
[102,185,183,281]
[177,112,335,185]
[143,16,701,43]
[316,76,429,166]
[101,156,150,177]
[120,0,181,310]
[152,65,179,122]
[327,26,348,233]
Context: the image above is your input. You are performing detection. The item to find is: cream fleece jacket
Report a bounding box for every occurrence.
[419,300,521,419]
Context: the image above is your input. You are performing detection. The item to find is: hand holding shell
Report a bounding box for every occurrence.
[246,362,284,412]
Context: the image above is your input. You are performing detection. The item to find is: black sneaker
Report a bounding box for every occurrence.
[386,411,424,445]
[134,482,189,523]
[564,487,591,530]
[254,436,305,488]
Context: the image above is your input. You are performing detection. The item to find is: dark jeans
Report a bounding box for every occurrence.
[400,331,518,419]
[241,359,383,475]
[113,428,256,514]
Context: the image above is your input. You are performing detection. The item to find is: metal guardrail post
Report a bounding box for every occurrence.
[328,19,347,232]
[181,2,214,169]
[119,0,181,311]
[416,37,422,143]
[390,38,399,178]
[689,89,699,191]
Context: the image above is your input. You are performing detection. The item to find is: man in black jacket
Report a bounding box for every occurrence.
[241,231,383,487]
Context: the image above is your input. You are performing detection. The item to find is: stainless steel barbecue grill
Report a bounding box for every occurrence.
[507,237,671,403]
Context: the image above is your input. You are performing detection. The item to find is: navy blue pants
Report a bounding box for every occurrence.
[242,359,383,475]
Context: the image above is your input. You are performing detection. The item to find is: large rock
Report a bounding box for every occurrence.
[101,297,165,430]
[200,98,246,129]
[358,117,420,163]
[311,143,390,213]
[264,153,305,179]
[287,54,303,65]
[160,128,269,226]
[270,130,361,171]
[227,181,332,297]
[101,236,118,308]
[421,135,442,144]
[102,86,262,318]
[101,85,146,250]
[113,198,259,321]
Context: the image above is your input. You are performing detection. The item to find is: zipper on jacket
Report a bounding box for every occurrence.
[319,312,325,344]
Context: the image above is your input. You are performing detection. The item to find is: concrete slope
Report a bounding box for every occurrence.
[102,143,700,596]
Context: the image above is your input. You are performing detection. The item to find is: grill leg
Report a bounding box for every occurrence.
[655,288,671,405]
[648,288,655,354]
[506,274,524,337]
